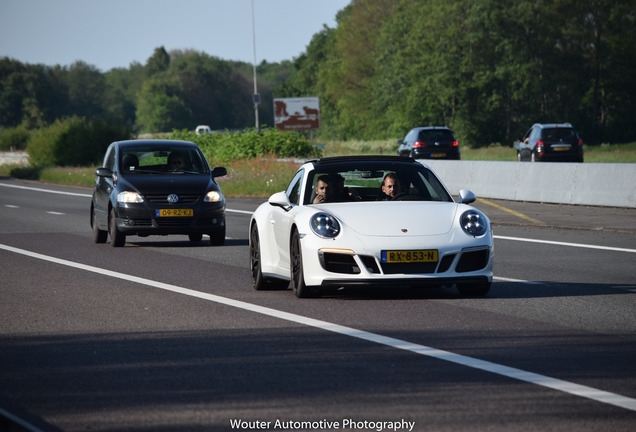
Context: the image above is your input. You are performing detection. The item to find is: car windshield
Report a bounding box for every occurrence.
[120,146,208,174]
[304,161,453,204]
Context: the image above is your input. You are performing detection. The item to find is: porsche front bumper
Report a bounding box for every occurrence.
[300,231,493,288]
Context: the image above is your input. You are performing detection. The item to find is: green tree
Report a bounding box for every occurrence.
[278,24,342,137]
[0,58,26,126]
[104,62,145,127]
[170,51,252,129]
[146,46,170,76]
[65,61,106,119]
[324,0,397,139]
[135,76,192,132]
[0,59,65,128]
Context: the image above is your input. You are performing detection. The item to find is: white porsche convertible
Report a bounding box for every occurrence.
[249,156,493,298]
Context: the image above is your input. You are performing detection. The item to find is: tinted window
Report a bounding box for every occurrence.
[542,128,576,141]
[417,129,454,142]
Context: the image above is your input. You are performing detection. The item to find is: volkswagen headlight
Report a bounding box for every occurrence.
[204,191,222,202]
[310,212,341,238]
[460,210,487,237]
[117,191,144,203]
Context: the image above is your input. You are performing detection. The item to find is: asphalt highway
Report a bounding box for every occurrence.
[1,179,635,432]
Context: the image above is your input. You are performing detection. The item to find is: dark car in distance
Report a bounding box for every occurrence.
[90,139,227,247]
[516,123,584,162]
[397,127,460,160]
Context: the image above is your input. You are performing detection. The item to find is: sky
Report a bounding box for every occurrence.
[0,0,351,72]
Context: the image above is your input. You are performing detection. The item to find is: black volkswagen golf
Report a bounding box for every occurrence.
[90,139,227,247]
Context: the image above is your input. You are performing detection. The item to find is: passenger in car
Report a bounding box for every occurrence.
[378,173,401,200]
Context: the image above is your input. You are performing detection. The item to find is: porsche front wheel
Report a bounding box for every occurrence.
[290,229,317,298]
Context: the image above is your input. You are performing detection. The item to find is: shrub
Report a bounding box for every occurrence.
[169,128,321,163]
[10,165,41,180]
[26,117,132,166]
[0,125,31,151]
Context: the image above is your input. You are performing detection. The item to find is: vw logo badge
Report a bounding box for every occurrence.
[167,194,179,203]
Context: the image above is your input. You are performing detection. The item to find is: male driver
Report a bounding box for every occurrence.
[313,175,336,203]
[380,173,400,199]
[167,151,186,170]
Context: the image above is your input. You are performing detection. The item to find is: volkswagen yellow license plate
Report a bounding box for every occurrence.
[381,249,438,263]
[553,145,571,151]
[156,208,193,217]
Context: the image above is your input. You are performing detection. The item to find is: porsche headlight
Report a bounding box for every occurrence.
[460,210,487,237]
[204,190,222,202]
[117,191,144,203]
[310,212,341,238]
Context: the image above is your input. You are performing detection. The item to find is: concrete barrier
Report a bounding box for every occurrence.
[424,160,636,208]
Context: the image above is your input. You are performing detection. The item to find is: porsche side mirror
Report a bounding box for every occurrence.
[268,191,291,211]
[458,189,476,204]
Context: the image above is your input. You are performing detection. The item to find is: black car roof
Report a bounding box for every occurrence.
[311,155,416,165]
[533,123,574,129]
[113,139,198,148]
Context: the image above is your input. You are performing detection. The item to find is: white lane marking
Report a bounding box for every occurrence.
[3,182,634,254]
[0,407,46,432]
[226,208,254,215]
[46,211,65,215]
[0,182,91,197]
[494,235,636,254]
[5,205,19,208]
[1,242,635,412]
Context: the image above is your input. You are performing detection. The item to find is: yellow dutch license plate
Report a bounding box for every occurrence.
[553,146,570,151]
[432,153,446,158]
[156,208,193,217]
[382,249,438,263]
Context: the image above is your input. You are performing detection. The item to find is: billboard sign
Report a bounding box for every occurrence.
[274,97,320,131]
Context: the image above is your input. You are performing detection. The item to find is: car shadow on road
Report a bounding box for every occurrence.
[126,238,249,248]
[314,280,636,301]
[488,280,636,299]
[324,285,460,300]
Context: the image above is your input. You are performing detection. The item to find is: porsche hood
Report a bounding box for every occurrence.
[316,202,460,236]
